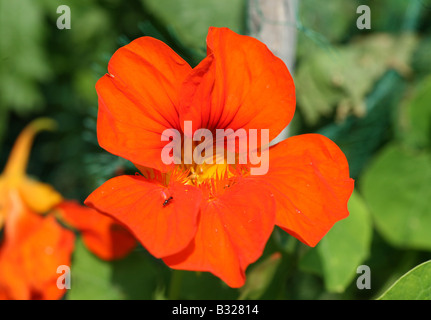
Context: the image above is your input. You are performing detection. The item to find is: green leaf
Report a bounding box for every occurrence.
[299,191,372,293]
[298,0,357,45]
[318,70,405,178]
[110,248,170,300]
[412,38,431,77]
[67,237,123,300]
[174,271,239,300]
[0,0,51,113]
[318,191,372,293]
[141,0,245,51]
[239,252,282,300]
[368,0,418,32]
[398,76,431,149]
[378,260,431,300]
[296,33,417,126]
[298,245,323,277]
[67,238,167,299]
[361,144,431,250]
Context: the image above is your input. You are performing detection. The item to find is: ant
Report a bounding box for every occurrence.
[163,196,173,207]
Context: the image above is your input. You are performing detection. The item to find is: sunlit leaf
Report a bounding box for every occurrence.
[378,260,431,300]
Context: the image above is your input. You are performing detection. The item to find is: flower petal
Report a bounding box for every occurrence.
[255,134,354,247]
[1,118,56,183]
[0,178,7,230]
[19,178,63,214]
[0,206,74,300]
[180,27,295,143]
[56,201,137,261]
[84,175,202,258]
[96,37,192,172]
[163,179,275,288]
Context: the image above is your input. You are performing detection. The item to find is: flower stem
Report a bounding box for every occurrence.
[2,118,57,183]
[168,270,183,300]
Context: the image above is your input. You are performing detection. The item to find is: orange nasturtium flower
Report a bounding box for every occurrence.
[0,119,136,300]
[85,27,354,288]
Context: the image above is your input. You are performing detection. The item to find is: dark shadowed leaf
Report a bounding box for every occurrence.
[67,238,167,299]
[239,252,282,300]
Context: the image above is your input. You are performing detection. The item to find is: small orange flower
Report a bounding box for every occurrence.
[0,119,136,300]
[85,27,354,287]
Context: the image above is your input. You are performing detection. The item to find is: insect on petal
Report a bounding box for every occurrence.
[85,175,202,258]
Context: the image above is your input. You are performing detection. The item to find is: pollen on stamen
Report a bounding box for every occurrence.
[168,167,191,186]
[198,169,239,201]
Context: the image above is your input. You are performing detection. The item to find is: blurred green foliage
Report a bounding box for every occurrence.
[69,238,169,300]
[0,0,51,142]
[141,0,245,61]
[295,34,418,126]
[1,0,431,300]
[362,144,431,250]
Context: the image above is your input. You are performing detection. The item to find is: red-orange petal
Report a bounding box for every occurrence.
[254,134,354,247]
[56,201,137,261]
[180,27,295,143]
[84,175,202,258]
[96,37,192,172]
[163,179,275,288]
[0,209,74,300]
